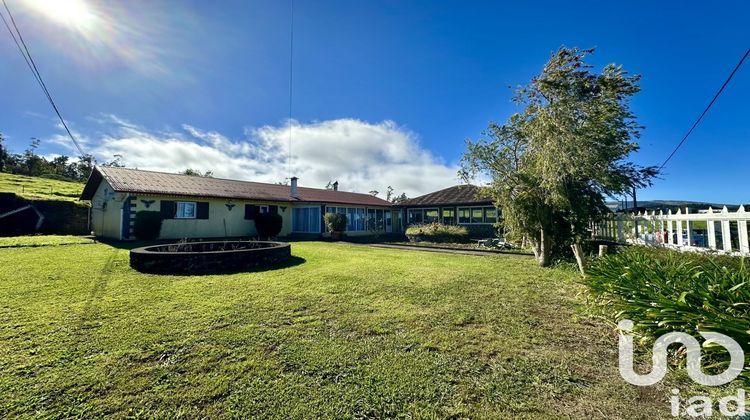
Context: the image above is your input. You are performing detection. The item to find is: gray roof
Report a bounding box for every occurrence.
[399,185,492,207]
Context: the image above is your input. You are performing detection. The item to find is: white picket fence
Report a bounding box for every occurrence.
[592,206,750,256]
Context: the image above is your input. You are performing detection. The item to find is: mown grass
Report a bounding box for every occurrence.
[0,235,95,248]
[0,172,83,201]
[0,240,683,418]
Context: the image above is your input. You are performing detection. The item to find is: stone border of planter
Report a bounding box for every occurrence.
[130,240,291,274]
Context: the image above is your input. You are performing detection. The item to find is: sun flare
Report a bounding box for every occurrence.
[25,0,96,31]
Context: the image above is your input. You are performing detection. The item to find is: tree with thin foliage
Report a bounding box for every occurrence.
[461,47,657,274]
[180,168,213,177]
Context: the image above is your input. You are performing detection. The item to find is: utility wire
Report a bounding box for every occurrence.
[288,0,294,178]
[1,0,86,157]
[659,47,750,170]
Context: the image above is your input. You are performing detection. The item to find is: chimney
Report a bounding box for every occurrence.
[290,176,299,198]
[332,181,338,191]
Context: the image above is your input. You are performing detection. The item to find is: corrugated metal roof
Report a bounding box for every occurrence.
[80,167,393,207]
[399,184,492,206]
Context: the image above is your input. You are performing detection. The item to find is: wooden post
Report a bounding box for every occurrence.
[738,206,749,254]
[599,244,608,257]
[659,210,665,244]
[721,206,732,252]
[676,209,684,247]
[667,210,674,245]
[632,185,638,237]
[684,207,692,247]
[707,207,717,250]
[617,215,624,243]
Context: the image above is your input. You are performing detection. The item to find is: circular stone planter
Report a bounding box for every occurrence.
[130,241,291,274]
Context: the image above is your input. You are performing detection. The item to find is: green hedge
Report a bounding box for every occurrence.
[586,246,750,378]
[405,223,469,243]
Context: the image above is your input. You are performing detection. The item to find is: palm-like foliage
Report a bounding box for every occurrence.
[586,247,750,378]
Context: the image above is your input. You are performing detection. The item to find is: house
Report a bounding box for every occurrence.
[80,167,396,240]
[397,184,499,237]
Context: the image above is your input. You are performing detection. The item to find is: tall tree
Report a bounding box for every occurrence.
[461,47,656,273]
[0,133,8,172]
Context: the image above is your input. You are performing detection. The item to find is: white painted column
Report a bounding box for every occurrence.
[617,216,624,243]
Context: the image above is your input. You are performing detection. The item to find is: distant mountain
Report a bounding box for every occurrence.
[606,200,745,213]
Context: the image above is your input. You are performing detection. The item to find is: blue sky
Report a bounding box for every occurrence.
[1,0,748,201]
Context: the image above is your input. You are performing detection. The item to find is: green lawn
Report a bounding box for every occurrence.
[0,240,679,418]
[0,172,84,201]
[0,235,95,248]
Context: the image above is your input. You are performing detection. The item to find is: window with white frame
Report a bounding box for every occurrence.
[175,201,197,219]
[292,207,321,233]
[407,209,423,225]
[259,205,269,214]
[325,206,366,231]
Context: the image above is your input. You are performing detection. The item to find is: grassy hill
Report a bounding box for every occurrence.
[0,172,84,202]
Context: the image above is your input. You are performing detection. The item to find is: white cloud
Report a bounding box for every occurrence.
[78,116,462,198]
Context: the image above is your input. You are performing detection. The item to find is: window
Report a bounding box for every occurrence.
[259,205,269,214]
[356,208,365,230]
[470,208,483,223]
[325,206,367,231]
[176,201,196,219]
[424,208,439,223]
[458,207,471,224]
[442,208,455,225]
[375,209,384,231]
[407,209,423,225]
[484,207,497,223]
[292,207,321,233]
[347,208,356,231]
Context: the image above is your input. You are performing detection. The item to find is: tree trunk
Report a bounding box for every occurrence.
[533,227,551,267]
[571,242,586,276]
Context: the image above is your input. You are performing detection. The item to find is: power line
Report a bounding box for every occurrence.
[659,47,750,170]
[288,0,294,178]
[1,0,86,157]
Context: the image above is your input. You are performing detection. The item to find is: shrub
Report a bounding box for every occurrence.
[133,211,163,240]
[255,212,283,239]
[324,213,348,232]
[405,223,470,243]
[586,246,750,379]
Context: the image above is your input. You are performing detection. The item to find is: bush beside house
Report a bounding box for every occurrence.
[406,223,469,243]
[133,211,163,240]
[324,213,347,240]
[255,212,283,239]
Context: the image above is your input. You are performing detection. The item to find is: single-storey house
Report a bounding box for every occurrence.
[80,167,397,240]
[397,184,499,237]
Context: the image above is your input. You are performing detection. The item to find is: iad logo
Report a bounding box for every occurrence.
[618,319,745,386]
[618,319,747,417]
